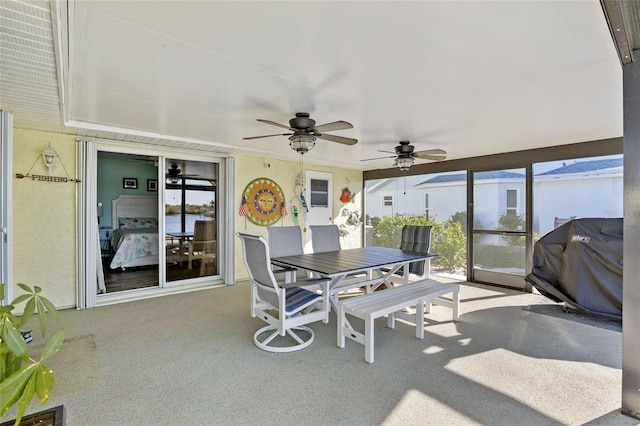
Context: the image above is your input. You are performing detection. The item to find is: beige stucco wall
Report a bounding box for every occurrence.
[12,129,77,309]
[234,155,363,281]
[8,129,363,307]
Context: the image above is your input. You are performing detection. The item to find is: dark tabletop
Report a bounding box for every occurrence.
[272,246,435,276]
[166,232,194,238]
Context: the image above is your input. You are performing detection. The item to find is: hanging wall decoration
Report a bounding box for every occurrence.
[241,177,286,226]
[340,187,353,203]
[15,142,81,183]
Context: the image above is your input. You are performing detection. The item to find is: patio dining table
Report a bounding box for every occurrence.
[271,246,436,310]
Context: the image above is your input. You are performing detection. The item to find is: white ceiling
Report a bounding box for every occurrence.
[0,1,623,171]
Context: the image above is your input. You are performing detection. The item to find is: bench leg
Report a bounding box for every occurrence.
[365,315,374,363]
[387,312,395,329]
[416,300,425,339]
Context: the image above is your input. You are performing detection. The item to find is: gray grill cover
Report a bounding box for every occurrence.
[524,218,623,319]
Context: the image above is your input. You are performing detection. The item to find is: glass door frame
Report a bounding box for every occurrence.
[77,139,227,308]
[0,111,12,303]
[467,165,533,290]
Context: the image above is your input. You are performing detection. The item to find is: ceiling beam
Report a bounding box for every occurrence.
[601,0,634,64]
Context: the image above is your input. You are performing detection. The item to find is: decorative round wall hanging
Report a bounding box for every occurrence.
[242,177,285,226]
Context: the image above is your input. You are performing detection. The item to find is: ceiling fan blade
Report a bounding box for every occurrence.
[256,119,294,131]
[243,133,293,140]
[414,149,447,156]
[377,150,396,154]
[313,120,353,132]
[315,133,358,145]
[415,153,447,161]
[360,155,396,162]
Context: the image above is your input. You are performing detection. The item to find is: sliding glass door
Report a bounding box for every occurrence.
[165,159,217,283]
[93,149,220,297]
[97,152,161,293]
[0,111,12,299]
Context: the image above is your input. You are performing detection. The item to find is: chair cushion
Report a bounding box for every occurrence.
[285,287,322,313]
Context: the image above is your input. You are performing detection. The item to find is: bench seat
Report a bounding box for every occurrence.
[337,279,460,363]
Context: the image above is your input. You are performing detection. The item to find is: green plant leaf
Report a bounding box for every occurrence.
[0,364,34,417]
[40,329,65,361]
[36,299,48,337]
[38,296,59,321]
[1,284,62,424]
[1,343,24,382]
[10,294,30,305]
[15,369,37,425]
[0,319,28,358]
[34,363,54,403]
[20,298,35,328]
[0,306,20,328]
[15,283,31,294]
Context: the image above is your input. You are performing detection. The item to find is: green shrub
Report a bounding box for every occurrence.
[371,214,467,273]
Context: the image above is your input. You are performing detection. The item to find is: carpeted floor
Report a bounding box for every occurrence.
[3,280,635,426]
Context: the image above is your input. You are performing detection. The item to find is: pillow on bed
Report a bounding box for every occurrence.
[118,217,158,229]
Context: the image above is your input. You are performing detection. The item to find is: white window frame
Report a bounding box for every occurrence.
[506,189,518,216]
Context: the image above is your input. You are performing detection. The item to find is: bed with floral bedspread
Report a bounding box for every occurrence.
[109,217,160,270]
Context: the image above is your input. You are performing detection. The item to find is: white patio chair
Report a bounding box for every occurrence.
[237,232,330,352]
[267,225,307,282]
[310,224,341,253]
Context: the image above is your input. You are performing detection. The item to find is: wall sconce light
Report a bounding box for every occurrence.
[15,142,80,183]
[41,143,57,175]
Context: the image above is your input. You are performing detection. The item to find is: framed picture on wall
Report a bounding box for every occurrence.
[123,178,138,189]
[147,179,157,192]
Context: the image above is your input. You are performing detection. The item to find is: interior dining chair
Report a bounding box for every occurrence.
[267,225,306,282]
[236,232,330,352]
[187,220,216,274]
[310,224,341,253]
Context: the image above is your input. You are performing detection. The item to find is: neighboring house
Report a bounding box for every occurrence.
[533,158,623,236]
[366,171,526,228]
[365,157,623,238]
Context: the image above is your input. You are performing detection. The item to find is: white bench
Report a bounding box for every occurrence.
[337,279,460,363]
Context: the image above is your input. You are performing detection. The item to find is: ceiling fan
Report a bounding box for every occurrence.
[126,156,158,167]
[243,112,357,154]
[166,163,199,184]
[361,141,447,171]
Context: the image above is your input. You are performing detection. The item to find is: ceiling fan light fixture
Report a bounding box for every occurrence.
[395,156,414,172]
[289,134,316,154]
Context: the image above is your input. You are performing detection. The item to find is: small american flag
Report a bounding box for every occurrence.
[281,199,288,217]
[239,195,249,216]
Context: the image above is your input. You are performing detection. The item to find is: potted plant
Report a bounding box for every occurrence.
[0,283,65,425]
